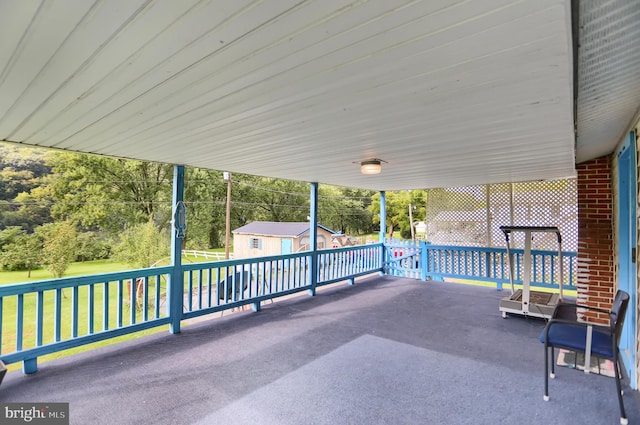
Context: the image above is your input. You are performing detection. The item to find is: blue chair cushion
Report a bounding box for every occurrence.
[540,323,614,358]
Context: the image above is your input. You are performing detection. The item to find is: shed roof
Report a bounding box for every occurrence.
[233,221,336,238]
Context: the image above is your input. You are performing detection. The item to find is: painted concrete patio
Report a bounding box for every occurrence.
[1,276,637,425]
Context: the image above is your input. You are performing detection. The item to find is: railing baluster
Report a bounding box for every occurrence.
[142,277,149,322]
[278,260,283,292]
[103,282,109,331]
[216,268,222,306]
[117,280,123,328]
[36,291,44,347]
[197,269,203,310]
[206,268,212,308]
[16,294,24,351]
[55,288,62,342]
[88,284,95,334]
[187,271,193,312]
[154,276,160,319]
[72,286,79,338]
[130,279,137,325]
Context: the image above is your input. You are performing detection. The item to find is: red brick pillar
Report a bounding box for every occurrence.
[576,156,615,324]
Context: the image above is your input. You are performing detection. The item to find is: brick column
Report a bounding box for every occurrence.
[576,156,615,324]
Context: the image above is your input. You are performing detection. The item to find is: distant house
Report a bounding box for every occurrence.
[232,221,336,258]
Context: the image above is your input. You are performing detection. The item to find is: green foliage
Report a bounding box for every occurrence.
[11,187,53,231]
[0,144,50,201]
[39,221,77,278]
[319,186,376,235]
[234,176,309,223]
[0,144,53,232]
[0,143,388,252]
[75,231,112,262]
[45,152,173,232]
[0,231,43,274]
[370,190,427,238]
[112,220,169,268]
[183,168,227,249]
[1,227,43,273]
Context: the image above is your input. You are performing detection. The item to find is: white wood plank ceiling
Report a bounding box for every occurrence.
[575,0,640,163]
[0,0,633,191]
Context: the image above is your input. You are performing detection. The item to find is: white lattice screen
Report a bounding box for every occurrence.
[425,179,578,251]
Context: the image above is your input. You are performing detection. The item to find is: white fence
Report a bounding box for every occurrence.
[182,250,233,261]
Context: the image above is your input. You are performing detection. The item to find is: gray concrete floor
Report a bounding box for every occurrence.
[1,276,638,424]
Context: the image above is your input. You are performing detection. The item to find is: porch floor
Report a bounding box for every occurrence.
[1,276,638,425]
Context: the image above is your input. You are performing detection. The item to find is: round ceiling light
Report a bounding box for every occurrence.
[360,159,382,175]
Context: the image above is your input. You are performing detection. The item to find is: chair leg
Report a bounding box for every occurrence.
[613,352,627,425]
[544,344,550,401]
[549,346,555,379]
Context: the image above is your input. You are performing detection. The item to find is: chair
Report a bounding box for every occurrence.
[217,271,249,302]
[540,290,630,424]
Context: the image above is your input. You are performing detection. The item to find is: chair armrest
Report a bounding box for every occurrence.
[547,317,609,330]
[552,301,612,321]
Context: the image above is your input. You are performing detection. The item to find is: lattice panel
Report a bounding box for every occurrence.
[425,186,487,247]
[511,180,578,251]
[489,183,512,249]
[426,179,578,251]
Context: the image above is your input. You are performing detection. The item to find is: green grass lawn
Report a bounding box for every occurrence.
[0,259,132,285]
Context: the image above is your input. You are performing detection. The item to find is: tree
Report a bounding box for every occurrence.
[233,176,310,223]
[319,186,375,235]
[0,144,50,201]
[112,220,169,268]
[0,146,53,231]
[39,221,77,278]
[75,231,111,262]
[183,168,227,249]
[10,187,53,231]
[370,190,426,239]
[0,226,24,252]
[45,152,173,232]
[0,231,43,276]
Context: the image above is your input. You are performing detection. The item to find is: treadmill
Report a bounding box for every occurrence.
[499,226,564,319]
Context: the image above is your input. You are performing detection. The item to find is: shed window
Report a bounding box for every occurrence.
[249,238,262,249]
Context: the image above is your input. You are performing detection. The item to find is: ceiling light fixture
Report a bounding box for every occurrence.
[360,159,383,175]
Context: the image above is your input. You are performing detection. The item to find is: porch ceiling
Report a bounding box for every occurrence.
[0,1,637,190]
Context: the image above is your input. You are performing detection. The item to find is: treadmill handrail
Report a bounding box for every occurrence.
[499,226,562,244]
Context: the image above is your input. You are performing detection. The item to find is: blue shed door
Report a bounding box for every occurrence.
[281,238,293,254]
[617,131,637,389]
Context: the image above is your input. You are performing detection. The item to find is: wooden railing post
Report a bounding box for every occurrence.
[308,183,319,296]
[169,165,185,334]
[379,191,387,275]
[420,241,428,281]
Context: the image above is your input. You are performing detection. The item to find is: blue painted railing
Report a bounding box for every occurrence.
[0,240,575,373]
[0,244,384,372]
[383,239,577,291]
[0,267,172,372]
[384,238,422,280]
[422,244,577,291]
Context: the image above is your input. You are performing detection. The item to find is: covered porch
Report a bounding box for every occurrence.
[2,276,637,425]
[0,1,639,423]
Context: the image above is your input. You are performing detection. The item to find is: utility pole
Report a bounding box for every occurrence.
[224,172,232,260]
[409,203,415,241]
